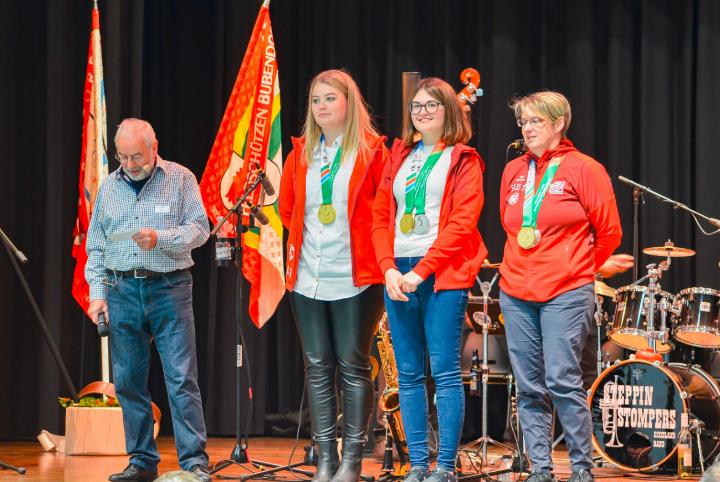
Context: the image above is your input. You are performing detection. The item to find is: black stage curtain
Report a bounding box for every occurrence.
[0,0,718,440]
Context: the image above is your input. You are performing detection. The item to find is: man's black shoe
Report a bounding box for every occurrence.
[190,464,212,482]
[108,463,158,482]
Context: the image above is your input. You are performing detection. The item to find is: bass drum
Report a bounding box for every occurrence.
[589,359,720,472]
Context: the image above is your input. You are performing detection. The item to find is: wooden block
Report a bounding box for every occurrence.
[64,407,127,456]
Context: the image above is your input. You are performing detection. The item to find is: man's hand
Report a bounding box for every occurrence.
[598,253,634,279]
[132,228,158,251]
[88,299,109,326]
[401,270,425,293]
[385,268,409,302]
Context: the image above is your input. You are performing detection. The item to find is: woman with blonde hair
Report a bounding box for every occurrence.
[372,77,487,482]
[499,91,621,482]
[279,69,389,482]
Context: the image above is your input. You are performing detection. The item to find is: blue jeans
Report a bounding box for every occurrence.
[107,270,208,471]
[384,257,467,471]
[500,284,594,473]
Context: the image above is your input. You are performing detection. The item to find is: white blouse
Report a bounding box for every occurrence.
[294,136,369,300]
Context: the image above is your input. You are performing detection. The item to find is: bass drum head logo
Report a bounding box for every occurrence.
[589,360,720,471]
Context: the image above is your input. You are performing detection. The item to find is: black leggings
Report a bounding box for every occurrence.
[290,285,385,443]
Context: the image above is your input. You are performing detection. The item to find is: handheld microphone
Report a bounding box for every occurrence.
[258,169,275,196]
[247,202,269,225]
[508,139,525,151]
[97,312,109,337]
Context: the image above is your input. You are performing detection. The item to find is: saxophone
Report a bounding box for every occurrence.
[376,312,410,471]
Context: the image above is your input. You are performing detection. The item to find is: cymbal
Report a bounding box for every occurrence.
[643,245,696,257]
[594,280,617,298]
[482,260,500,269]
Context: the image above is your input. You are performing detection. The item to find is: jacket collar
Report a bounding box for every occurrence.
[391,139,483,176]
[526,138,576,167]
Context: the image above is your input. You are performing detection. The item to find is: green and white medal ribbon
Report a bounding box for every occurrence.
[517,157,562,249]
[318,135,343,224]
[400,141,445,235]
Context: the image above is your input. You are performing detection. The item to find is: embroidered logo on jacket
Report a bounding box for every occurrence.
[549,180,565,195]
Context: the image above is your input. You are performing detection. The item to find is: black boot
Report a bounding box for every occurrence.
[313,440,339,482]
[331,440,364,482]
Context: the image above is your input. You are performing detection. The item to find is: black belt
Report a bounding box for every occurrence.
[112,268,187,279]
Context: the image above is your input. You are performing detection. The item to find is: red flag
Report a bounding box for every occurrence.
[200,1,284,328]
[72,1,108,314]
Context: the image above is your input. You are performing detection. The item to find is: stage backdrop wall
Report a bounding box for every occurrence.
[0,0,718,439]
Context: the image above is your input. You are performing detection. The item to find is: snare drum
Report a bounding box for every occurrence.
[589,359,720,472]
[672,287,720,348]
[610,286,674,353]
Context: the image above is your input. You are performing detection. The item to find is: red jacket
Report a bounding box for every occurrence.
[371,139,488,290]
[499,139,622,301]
[278,134,389,291]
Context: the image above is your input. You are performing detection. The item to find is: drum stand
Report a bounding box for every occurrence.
[631,257,671,361]
[690,420,707,474]
[594,294,607,378]
[462,273,515,464]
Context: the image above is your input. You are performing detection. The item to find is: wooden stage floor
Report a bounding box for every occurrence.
[0,436,703,481]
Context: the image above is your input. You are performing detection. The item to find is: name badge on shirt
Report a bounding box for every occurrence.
[155,205,170,214]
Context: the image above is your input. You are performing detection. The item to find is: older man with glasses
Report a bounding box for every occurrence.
[85,118,212,482]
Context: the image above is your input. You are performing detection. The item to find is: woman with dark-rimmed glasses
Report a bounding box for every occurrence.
[372,77,487,482]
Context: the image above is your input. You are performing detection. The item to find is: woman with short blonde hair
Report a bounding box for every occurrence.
[499,90,621,482]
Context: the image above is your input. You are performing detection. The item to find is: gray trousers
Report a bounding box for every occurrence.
[500,283,595,473]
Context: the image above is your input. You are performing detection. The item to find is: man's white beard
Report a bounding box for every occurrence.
[123,164,153,181]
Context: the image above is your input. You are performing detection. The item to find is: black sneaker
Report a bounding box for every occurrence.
[403,467,431,482]
[189,464,212,482]
[108,463,158,482]
[424,467,457,482]
[566,469,594,482]
[524,472,556,482]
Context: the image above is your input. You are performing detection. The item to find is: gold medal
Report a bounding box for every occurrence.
[318,204,336,224]
[517,226,539,249]
[400,213,415,234]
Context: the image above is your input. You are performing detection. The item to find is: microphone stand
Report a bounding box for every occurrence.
[0,228,78,399]
[618,175,720,232]
[632,187,642,282]
[0,227,66,475]
[460,273,515,482]
[209,177,314,480]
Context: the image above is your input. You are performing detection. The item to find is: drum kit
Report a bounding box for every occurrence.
[589,240,720,474]
[468,241,720,475]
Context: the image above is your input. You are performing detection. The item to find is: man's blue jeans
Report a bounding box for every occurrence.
[500,283,595,473]
[108,270,208,471]
[384,257,467,471]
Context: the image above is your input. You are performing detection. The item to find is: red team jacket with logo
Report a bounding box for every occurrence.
[499,139,622,302]
[278,134,389,291]
[372,139,488,290]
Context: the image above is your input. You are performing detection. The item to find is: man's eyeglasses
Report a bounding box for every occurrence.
[409,101,443,115]
[115,153,145,163]
[517,117,546,128]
